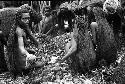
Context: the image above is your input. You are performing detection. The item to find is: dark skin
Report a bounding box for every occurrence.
[29,8,43,33]
[16,12,37,61]
[17,15,42,48]
[55,22,78,65]
[41,8,53,34]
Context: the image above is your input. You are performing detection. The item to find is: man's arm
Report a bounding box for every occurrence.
[61,33,77,63]
[18,21,39,47]
[16,27,29,56]
[60,23,78,63]
[25,27,39,46]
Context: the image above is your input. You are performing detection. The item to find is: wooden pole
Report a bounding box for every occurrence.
[38,1,45,34]
[31,1,33,8]
[44,1,47,6]
[38,1,41,13]
[49,1,51,6]
[119,0,121,6]
[40,1,43,14]
[41,1,45,16]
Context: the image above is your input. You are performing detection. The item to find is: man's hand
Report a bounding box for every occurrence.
[26,54,36,61]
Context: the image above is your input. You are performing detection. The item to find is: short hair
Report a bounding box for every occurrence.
[43,6,51,13]
[15,9,30,28]
[16,9,30,20]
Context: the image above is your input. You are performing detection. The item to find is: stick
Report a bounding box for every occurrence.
[49,1,51,6]
[38,1,41,13]
[44,1,47,7]
[31,1,33,8]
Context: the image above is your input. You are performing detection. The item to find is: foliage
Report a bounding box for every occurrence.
[0,32,124,84]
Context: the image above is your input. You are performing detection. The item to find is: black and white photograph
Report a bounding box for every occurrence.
[0,0,124,84]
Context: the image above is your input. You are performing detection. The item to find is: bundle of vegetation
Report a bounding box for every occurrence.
[93,7,117,67]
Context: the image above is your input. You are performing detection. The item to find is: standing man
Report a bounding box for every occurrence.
[41,6,53,34]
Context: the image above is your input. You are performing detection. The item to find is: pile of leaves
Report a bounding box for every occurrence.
[0,33,124,84]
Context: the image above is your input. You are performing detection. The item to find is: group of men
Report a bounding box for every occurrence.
[0,0,125,78]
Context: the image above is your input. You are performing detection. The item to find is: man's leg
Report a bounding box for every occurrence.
[90,22,98,49]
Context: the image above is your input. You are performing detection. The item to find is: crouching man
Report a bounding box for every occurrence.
[14,9,43,77]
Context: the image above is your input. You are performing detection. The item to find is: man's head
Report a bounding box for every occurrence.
[16,9,30,25]
[43,6,51,17]
[21,12,30,25]
[58,9,75,33]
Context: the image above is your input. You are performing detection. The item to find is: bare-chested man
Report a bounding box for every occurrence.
[41,6,53,34]
[14,9,43,77]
